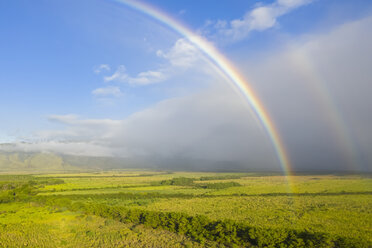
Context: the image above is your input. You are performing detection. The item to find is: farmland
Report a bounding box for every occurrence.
[0,172,371,247]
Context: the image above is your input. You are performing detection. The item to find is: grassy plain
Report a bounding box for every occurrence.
[0,202,204,247]
[0,171,371,247]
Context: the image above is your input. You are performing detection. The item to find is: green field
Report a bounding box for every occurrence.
[0,172,371,247]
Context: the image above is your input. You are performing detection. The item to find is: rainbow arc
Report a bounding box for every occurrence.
[114,0,294,189]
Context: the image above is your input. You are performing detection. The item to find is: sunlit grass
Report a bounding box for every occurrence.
[1,172,371,246]
[138,194,372,242]
[0,202,207,247]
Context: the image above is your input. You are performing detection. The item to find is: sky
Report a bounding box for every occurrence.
[0,0,372,172]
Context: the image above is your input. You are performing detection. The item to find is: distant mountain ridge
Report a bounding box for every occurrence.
[0,151,77,172]
[0,151,151,172]
[0,150,258,173]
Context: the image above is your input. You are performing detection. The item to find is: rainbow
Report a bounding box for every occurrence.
[113,0,294,186]
[291,49,359,170]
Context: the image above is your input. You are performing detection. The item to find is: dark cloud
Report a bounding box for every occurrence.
[244,16,372,171]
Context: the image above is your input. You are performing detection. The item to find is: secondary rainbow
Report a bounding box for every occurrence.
[114,0,293,183]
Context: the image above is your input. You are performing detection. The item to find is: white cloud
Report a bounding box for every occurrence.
[36,115,122,144]
[127,70,167,85]
[16,84,274,167]
[104,38,204,85]
[92,86,123,97]
[48,114,79,125]
[94,64,111,74]
[209,0,313,42]
[157,38,201,67]
[104,65,128,82]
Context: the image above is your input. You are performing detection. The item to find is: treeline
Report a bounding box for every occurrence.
[0,175,34,181]
[0,178,64,203]
[197,182,241,189]
[34,196,368,248]
[153,177,195,186]
[37,171,173,179]
[199,175,245,181]
[0,184,36,203]
[29,178,65,186]
[152,177,242,189]
[43,192,196,201]
[38,184,151,193]
[0,175,64,189]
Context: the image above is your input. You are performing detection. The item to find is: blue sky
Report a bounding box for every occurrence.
[1,0,372,171]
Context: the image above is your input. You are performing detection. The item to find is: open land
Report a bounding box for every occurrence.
[0,172,371,247]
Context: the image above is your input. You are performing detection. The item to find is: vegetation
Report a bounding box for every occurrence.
[0,172,371,247]
[199,175,246,181]
[196,182,242,189]
[0,202,206,247]
[152,177,242,190]
[154,177,195,186]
